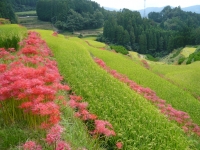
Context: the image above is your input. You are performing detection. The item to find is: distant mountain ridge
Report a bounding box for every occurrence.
[104,5,200,17]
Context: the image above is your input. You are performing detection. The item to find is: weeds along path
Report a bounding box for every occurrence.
[88,46,200,127]
[36,30,195,149]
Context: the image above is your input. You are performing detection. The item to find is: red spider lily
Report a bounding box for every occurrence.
[75,109,97,121]
[45,124,64,145]
[69,95,82,101]
[56,141,71,150]
[52,31,58,37]
[0,31,71,128]
[0,64,7,73]
[0,48,10,58]
[92,120,116,137]
[23,141,42,150]
[116,142,123,149]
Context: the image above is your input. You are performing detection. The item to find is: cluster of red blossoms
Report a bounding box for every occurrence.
[94,58,200,137]
[68,94,123,149]
[52,31,58,37]
[0,31,70,128]
[0,31,74,149]
[68,94,116,137]
[23,124,72,150]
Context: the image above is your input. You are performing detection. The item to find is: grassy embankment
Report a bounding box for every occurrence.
[0,25,101,150]
[37,29,197,149]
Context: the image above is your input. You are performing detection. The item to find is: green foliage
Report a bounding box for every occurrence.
[146,54,159,61]
[186,47,200,64]
[0,0,17,23]
[110,45,129,55]
[178,56,186,64]
[103,6,200,57]
[11,0,38,11]
[37,0,104,31]
[38,30,197,149]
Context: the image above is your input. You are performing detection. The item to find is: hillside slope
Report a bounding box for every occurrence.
[36,30,199,149]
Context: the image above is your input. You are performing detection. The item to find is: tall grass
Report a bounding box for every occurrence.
[0,24,27,50]
[37,30,195,149]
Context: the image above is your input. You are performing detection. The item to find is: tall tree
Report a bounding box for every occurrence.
[0,0,17,23]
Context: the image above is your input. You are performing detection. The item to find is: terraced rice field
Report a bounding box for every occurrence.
[151,61,200,98]
[36,30,199,149]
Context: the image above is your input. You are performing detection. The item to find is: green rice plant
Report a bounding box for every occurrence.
[36,30,196,149]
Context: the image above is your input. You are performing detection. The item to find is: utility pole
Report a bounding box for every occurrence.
[144,0,146,17]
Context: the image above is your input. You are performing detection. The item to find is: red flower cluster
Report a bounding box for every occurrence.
[68,94,97,121]
[45,124,71,150]
[116,142,123,149]
[141,59,150,69]
[23,124,71,150]
[68,94,117,138]
[91,120,116,137]
[52,31,58,37]
[94,58,200,137]
[0,31,70,128]
[23,141,42,150]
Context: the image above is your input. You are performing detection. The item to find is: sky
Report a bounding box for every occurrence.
[92,0,200,10]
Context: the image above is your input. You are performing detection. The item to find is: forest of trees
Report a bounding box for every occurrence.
[36,0,106,31]
[100,6,200,57]
[10,0,38,11]
[0,0,17,23]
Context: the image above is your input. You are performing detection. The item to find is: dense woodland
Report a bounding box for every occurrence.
[0,0,17,23]
[36,0,105,31]
[101,7,200,56]
[10,0,38,11]
[1,0,200,56]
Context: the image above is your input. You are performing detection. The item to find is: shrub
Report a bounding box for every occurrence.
[146,54,159,61]
[186,48,200,64]
[110,45,128,55]
[178,57,185,65]
[0,18,11,24]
